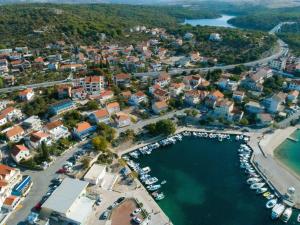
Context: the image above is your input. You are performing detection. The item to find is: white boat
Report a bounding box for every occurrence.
[250,182,265,190]
[139,167,151,174]
[281,207,292,223]
[267,194,275,200]
[140,174,150,181]
[271,204,285,220]
[247,177,261,185]
[147,184,161,191]
[266,199,277,209]
[145,177,158,185]
[297,213,300,222]
[256,187,268,194]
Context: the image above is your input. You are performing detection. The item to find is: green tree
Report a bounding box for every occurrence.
[239,118,249,126]
[97,123,116,142]
[41,141,50,162]
[81,158,91,169]
[85,100,99,110]
[92,136,108,152]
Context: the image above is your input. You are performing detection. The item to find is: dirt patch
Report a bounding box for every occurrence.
[111,199,141,225]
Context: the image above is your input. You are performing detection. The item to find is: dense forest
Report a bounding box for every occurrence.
[0,3,219,48]
[228,7,300,56]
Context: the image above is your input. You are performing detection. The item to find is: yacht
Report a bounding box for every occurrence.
[145,177,158,185]
[250,182,265,190]
[266,199,277,209]
[271,204,285,220]
[152,191,165,201]
[256,187,268,194]
[281,207,292,223]
[147,184,161,191]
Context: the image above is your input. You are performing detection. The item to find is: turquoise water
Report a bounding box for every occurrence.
[183,15,236,28]
[275,129,300,176]
[136,137,297,225]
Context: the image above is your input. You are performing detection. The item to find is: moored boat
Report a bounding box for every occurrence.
[256,187,268,194]
[271,204,285,220]
[281,207,292,223]
[147,184,161,191]
[250,182,265,190]
[266,199,277,209]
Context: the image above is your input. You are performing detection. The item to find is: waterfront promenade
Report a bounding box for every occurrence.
[249,126,300,208]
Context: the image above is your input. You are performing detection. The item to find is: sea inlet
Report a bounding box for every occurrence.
[136,136,297,225]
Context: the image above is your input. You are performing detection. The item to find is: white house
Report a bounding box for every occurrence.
[129,91,148,106]
[18,88,34,101]
[152,101,168,114]
[29,131,52,149]
[115,112,131,128]
[11,145,31,163]
[264,92,287,113]
[4,125,25,142]
[106,102,120,115]
[22,116,42,131]
[83,164,106,186]
[0,114,7,127]
[44,120,70,141]
[89,109,110,124]
[0,107,23,121]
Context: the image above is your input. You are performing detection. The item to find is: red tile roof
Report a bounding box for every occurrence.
[85,76,102,83]
[75,122,92,132]
[11,145,29,157]
[6,126,24,138]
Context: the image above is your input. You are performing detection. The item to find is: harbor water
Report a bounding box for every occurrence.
[136,136,297,225]
[275,129,300,176]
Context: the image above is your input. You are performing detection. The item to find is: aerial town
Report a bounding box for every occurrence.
[0,2,299,225]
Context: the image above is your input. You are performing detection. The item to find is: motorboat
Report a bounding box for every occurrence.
[256,187,268,194]
[250,182,265,190]
[266,199,277,209]
[281,207,292,223]
[267,194,275,200]
[152,191,165,201]
[139,167,151,175]
[140,174,151,181]
[263,192,271,198]
[161,180,167,185]
[145,177,158,185]
[247,177,261,185]
[297,213,300,222]
[129,151,139,159]
[147,184,161,191]
[271,204,285,220]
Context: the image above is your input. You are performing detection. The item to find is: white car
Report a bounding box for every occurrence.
[132,208,141,216]
[132,216,142,224]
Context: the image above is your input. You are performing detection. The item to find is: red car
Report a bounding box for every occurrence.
[34,202,42,211]
[56,168,66,174]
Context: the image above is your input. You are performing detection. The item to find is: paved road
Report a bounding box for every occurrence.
[6,141,89,225]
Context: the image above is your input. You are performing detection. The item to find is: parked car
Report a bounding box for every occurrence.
[132,216,142,224]
[116,197,125,204]
[101,210,110,220]
[131,208,141,216]
[56,168,66,174]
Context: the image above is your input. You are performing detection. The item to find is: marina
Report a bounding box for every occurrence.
[122,130,300,225]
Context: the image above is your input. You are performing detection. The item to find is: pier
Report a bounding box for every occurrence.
[287,136,299,142]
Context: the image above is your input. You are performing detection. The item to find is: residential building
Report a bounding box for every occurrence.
[287,90,299,103]
[129,91,148,106]
[56,84,72,99]
[99,90,114,104]
[28,131,52,149]
[71,87,87,100]
[288,80,300,91]
[88,109,110,124]
[4,126,25,142]
[0,106,23,121]
[0,114,7,126]
[106,102,120,115]
[84,164,106,186]
[264,92,287,113]
[209,33,222,41]
[22,116,43,131]
[114,112,131,128]
[0,59,9,74]
[18,88,34,101]
[114,73,131,87]
[169,82,185,97]
[256,113,273,126]
[49,100,76,116]
[245,101,264,114]
[72,122,97,140]
[149,84,161,95]
[0,164,22,208]
[59,64,86,72]
[83,76,104,96]
[183,75,209,90]
[154,72,171,88]
[270,58,286,70]
[44,120,70,141]
[152,101,168,114]
[232,91,245,103]
[153,88,169,101]
[214,99,234,118]
[41,178,93,225]
[11,145,31,163]
[241,68,272,92]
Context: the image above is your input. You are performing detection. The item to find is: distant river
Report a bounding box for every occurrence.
[183,14,236,28]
